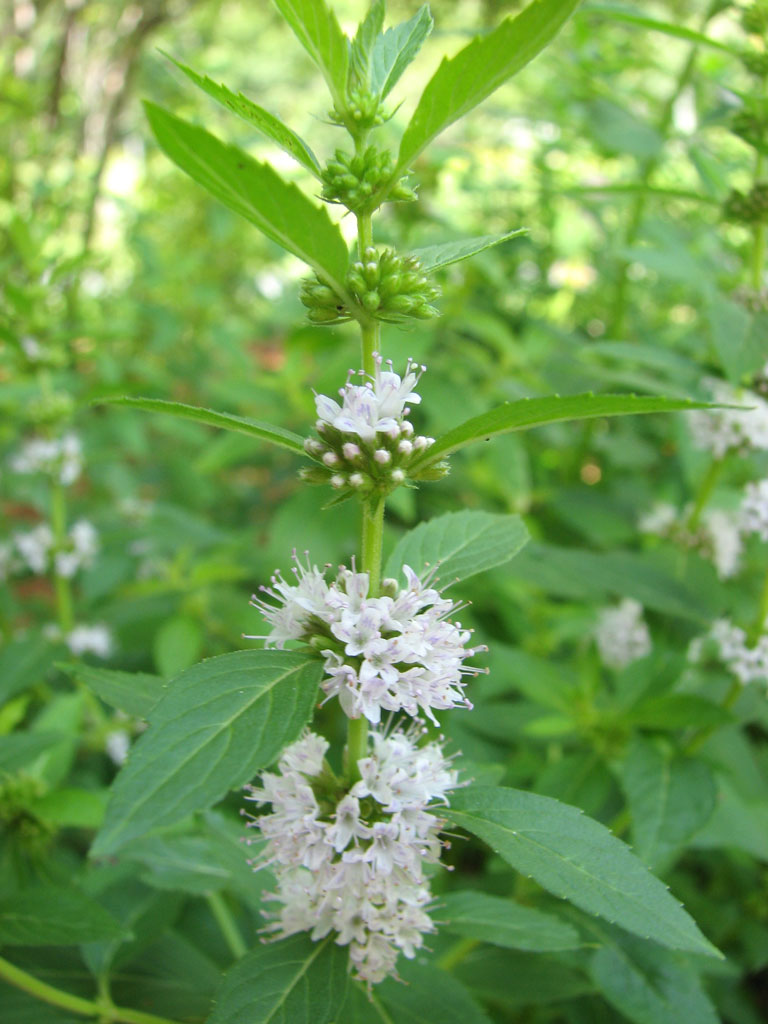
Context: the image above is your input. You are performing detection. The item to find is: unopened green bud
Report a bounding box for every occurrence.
[361,291,381,312]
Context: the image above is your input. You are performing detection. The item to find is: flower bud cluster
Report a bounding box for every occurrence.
[300,356,447,499]
[250,555,482,724]
[742,50,768,77]
[687,377,768,457]
[300,248,440,325]
[742,2,768,35]
[9,433,83,486]
[245,728,458,985]
[723,183,768,224]
[730,105,768,150]
[320,147,416,214]
[329,87,388,132]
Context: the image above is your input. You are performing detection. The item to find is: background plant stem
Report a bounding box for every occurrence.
[205,890,247,960]
[51,480,74,634]
[0,955,179,1024]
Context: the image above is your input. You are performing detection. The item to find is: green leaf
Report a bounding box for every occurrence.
[448,786,721,958]
[30,787,109,829]
[409,393,719,474]
[144,103,350,295]
[153,615,203,678]
[384,510,529,585]
[100,397,307,456]
[441,890,581,952]
[58,663,162,719]
[0,637,60,703]
[627,694,729,730]
[350,1,385,89]
[207,933,349,1024]
[454,948,592,1010]
[91,651,323,856]
[273,0,349,106]
[0,886,124,945]
[707,295,764,385]
[590,929,719,1024]
[396,0,579,174]
[377,961,493,1024]
[371,5,433,98]
[620,739,717,872]
[410,231,527,272]
[508,544,715,622]
[582,4,739,54]
[167,57,321,176]
[0,732,64,773]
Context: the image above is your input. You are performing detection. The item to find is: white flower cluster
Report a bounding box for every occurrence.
[10,520,98,578]
[9,433,83,486]
[246,728,458,985]
[689,619,768,687]
[44,622,114,658]
[639,502,742,579]
[740,479,768,541]
[687,378,768,458]
[301,355,442,497]
[251,557,481,724]
[595,598,652,670]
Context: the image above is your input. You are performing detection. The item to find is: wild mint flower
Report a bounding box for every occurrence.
[300,355,447,497]
[44,622,114,658]
[9,433,83,485]
[250,556,483,724]
[595,598,651,670]
[740,479,768,540]
[54,520,99,578]
[687,378,768,457]
[244,726,458,985]
[14,524,54,574]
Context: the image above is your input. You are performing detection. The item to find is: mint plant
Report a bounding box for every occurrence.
[2,1,744,1022]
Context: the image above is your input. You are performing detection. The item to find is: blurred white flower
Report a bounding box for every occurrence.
[66,624,113,658]
[10,433,83,486]
[595,598,651,670]
[688,378,768,458]
[690,618,768,687]
[740,479,768,541]
[14,524,54,574]
[54,520,99,578]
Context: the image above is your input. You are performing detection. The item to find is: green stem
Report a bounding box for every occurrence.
[437,936,479,971]
[686,457,724,533]
[749,561,768,644]
[686,676,742,754]
[753,150,766,290]
[205,890,247,960]
[610,3,717,336]
[50,481,74,634]
[0,955,179,1024]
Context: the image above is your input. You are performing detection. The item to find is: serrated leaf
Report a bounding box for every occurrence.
[410,231,526,272]
[350,1,385,89]
[207,933,349,1024]
[410,393,719,474]
[441,890,581,951]
[589,928,719,1024]
[167,57,321,176]
[377,961,493,1024]
[0,887,124,945]
[384,510,529,585]
[273,0,349,106]
[100,397,307,456]
[92,651,323,856]
[59,663,162,718]
[371,5,433,98]
[582,4,738,54]
[396,0,579,174]
[620,739,717,872]
[448,786,721,958]
[144,103,350,295]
